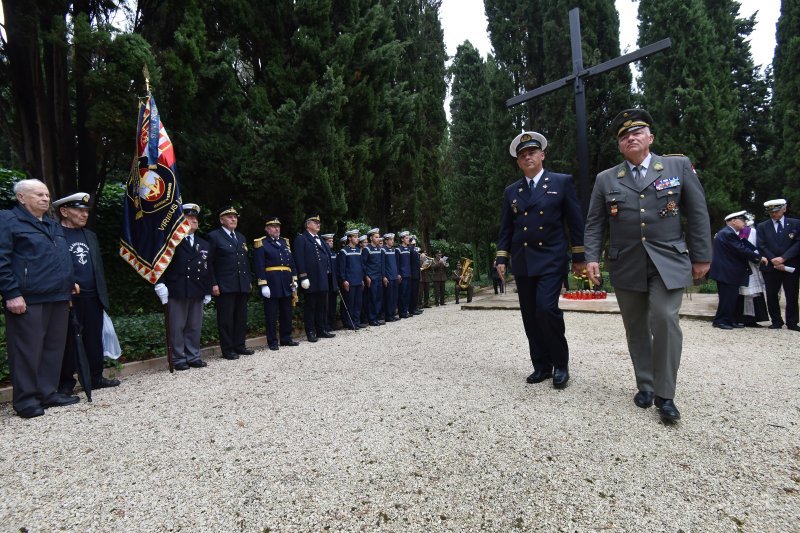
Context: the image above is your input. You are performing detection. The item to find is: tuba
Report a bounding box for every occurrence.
[457,258,473,290]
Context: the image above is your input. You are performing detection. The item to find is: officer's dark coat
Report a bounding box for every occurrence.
[254,236,297,299]
[207,227,251,293]
[293,231,332,293]
[162,234,213,299]
[496,170,585,277]
[585,154,712,291]
[709,225,762,286]
[756,217,800,269]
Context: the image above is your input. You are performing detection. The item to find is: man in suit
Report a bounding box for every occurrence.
[154,203,213,370]
[254,216,299,350]
[207,206,253,360]
[293,214,335,342]
[709,211,767,329]
[496,131,585,390]
[585,109,712,422]
[0,179,78,418]
[756,199,800,330]
[54,193,120,395]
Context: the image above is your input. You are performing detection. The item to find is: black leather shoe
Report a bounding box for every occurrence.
[768,324,783,329]
[400,313,409,318]
[633,390,654,408]
[412,310,423,315]
[744,323,763,328]
[359,322,370,327]
[654,397,681,421]
[269,344,279,351]
[174,363,190,371]
[318,331,336,338]
[732,323,745,328]
[187,359,208,368]
[94,376,121,389]
[369,321,382,326]
[17,405,45,418]
[553,368,569,389]
[307,334,318,342]
[236,348,255,355]
[281,339,299,346]
[526,369,553,384]
[712,323,733,330]
[787,325,800,332]
[43,393,80,408]
[222,353,240,360]
[57,386,75,396]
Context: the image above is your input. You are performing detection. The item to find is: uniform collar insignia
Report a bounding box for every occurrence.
[617,167,626,178]
[653,161,664,171]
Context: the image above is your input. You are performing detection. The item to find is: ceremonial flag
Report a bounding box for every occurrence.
[120,94,190,283]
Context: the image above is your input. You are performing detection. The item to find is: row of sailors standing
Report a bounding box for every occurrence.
[253,214,424,350]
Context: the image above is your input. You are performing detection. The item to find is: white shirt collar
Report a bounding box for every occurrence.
[526,168,545,188]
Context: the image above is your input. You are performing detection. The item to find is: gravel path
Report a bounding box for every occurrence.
[1,299,798,531]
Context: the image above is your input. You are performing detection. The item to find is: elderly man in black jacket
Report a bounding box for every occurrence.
[0,179,78,418]
[53,192,120,394]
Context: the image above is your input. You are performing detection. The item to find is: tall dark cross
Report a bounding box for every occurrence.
[506,8,671,211]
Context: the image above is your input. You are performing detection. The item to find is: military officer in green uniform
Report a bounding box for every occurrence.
[584,109,712,423]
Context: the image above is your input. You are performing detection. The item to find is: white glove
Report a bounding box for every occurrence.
[203,295,211,305]
[154,283,169,304]
[301,279,310,290]
[261,286,271,298]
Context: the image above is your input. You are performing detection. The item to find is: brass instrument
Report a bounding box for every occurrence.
[457,257,474,290]
[420,254,434,271]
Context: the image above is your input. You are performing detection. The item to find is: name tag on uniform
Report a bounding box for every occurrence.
[654,177,680,190]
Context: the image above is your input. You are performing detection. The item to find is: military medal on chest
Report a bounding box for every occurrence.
[511,198,518,214]
[610,203,619,217]
[660,200,679,218]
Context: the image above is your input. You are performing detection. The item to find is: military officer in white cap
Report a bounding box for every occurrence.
[709,211,767,329]
[756,199,800,330]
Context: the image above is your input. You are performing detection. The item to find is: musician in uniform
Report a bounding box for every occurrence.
[254,216,299,350]
[419,250,433,308]
[337,229,365,329]
[293,214,336,342]
[321,233,339,331]
[207,206,253,360]
[430,251,448,305]
[452,259,474,304]
[362,228,385,326]
[396,231,413,318]
[496,131,585,390]
[585,109,712,422]
[155,203,214,371]
[756,199,800,330]
[409,235,422,315]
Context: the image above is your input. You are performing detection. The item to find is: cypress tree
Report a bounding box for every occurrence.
[772,0,800,206]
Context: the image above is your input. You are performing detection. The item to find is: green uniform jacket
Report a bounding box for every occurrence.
[584,153,712,292]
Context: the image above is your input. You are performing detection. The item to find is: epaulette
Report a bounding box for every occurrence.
[663,154,686,157]
[253,236,265,248]
[283,237,292,250]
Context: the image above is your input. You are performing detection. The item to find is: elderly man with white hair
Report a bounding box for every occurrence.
[0,179,79,418]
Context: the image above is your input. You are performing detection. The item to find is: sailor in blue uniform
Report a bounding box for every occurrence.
[362,228,385,326]
[337,229,365,329]
[382,233,400,321]
[254,216,299,350]
[321,233,339,331]
[396,231,413,318]
[358,234,370,326]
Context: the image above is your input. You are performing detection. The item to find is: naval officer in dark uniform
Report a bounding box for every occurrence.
[293,214,335,342]
[254,216,299,350]
[709,210,767,329]
[584,109,712,422]
[496,131,585,390]
[756,199,800,330]
[207,206,253,360]
[154,203,213,370]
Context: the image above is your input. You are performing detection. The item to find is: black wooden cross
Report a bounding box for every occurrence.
[506,8,671,211]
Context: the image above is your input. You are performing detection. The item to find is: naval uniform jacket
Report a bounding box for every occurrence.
[496,170,585,277]
[207,227,251,293]
[397,245,412,278]
[362,245,385,281]
[293,231,332,293]
[162,234,213,299]
[338,246,365,287]
[382,246,399,279]
[584,154,712,291]
[755,217,800,270]
[253,236,296,298]
[708,225,762,286]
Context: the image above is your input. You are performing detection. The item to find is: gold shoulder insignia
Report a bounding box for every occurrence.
[663,153,685,157]
[283,237,292,250]
[254,236,265,248]
[617,166,626,178]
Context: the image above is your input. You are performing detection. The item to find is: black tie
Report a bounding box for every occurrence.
[777,221,784,235]
[187,235,193,248]
[230,231,237,244]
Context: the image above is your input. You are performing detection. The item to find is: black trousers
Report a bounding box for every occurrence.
[763,269,799,326]
[302,290,328,334]
[713,281,740,327]
[263,295,293,346]
[60,295,105,391]
[216,291,249,355]
[515,273,569,371]
[341,284,362,328]
[410,278,420,313]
